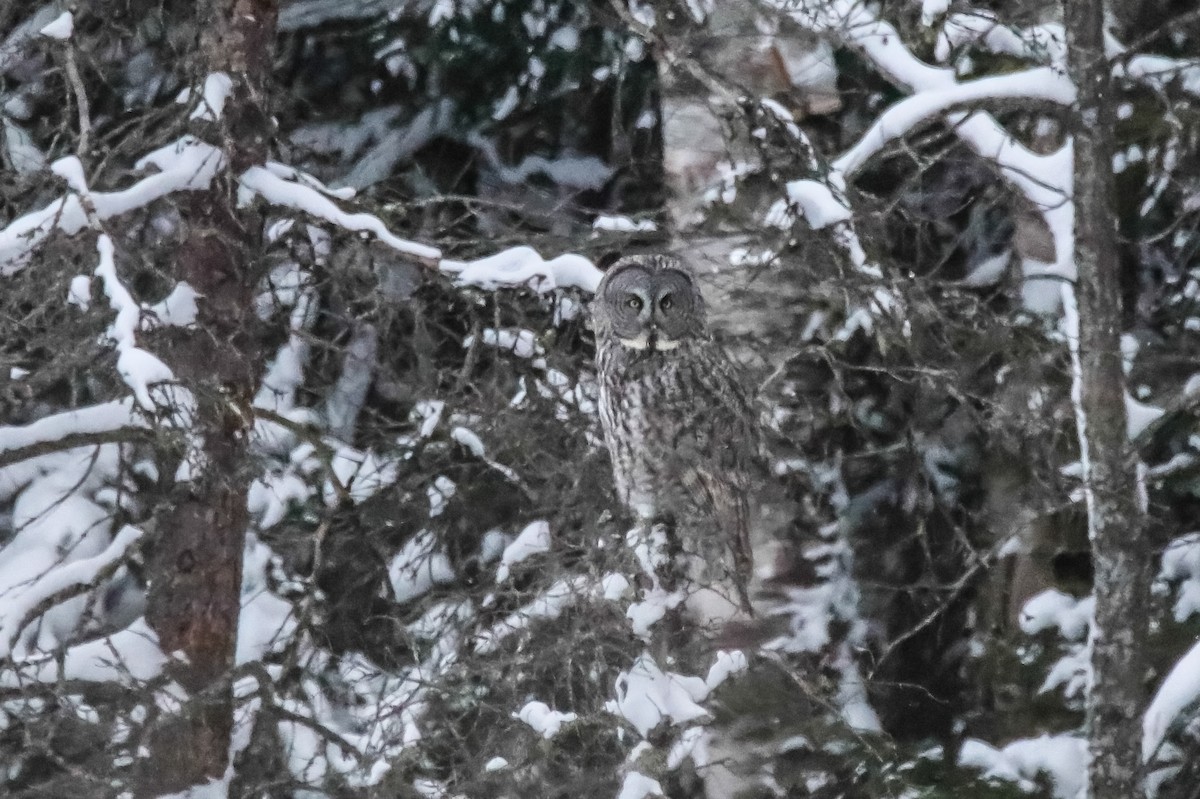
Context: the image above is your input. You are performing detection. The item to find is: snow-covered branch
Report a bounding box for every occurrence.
[0,525,145,661]
[832,67,1075,178]
[239,165,441,265]
[0,137,224,273]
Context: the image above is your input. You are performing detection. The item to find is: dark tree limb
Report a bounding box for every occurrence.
[0,427,157,470]
[137,0,278,794]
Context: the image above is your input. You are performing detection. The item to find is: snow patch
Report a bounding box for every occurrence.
[38,12,73,40]
[513,700,577,739]
[495,521,551,583]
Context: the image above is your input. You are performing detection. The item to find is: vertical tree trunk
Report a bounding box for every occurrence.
[1065,0,1151,796]
[139,0,277,794]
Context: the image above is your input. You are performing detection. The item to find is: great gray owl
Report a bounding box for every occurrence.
[593,254,764,620]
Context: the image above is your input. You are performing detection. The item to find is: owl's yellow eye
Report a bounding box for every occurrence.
[659,294,673,311]
[626,295,643,311]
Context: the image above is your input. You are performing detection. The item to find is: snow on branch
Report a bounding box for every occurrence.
[778,0,956,92]
[937,9,1200,100]
[238,165,441,264]
[1143,638,1200,763]
[0,71,600,317]
[935,10,1067,67]
[0,399,141,460]
[777,0,1074,217]
[92,235,177,411]
[773,0,1076,314]
[761,102,881,279]
[37,11,73,40]
[832,67,1075,178]
[0,618,168,686]
[0,525,145,661]
[186,72,234,122]
[0,137,225,273]
[441,246,601,293]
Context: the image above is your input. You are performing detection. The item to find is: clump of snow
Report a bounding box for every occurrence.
[780,180,850,229]
[1039,645,1091,699]
[626,587,684,638]
[602,573,631,600]
[450,426,485,456]
[606,654,713,737]
[703,650,748,691]
[1126,393,1164,438]
[0,524,144,659]
[617,772,664,799]
[116,347,175,412]
[237,536,297,664]
[388,531,456,604]
[67,274,92,309]
[1143,639,1200,763]
[1158,533,1200,621]
[593,215,657,233]
[920,0,949,26]
[84,234,177,411]
[1,618,168,686]
[1019,590,1093,641]
[666,726,709,770]
[38,11,73,40]
[441,246,601,293]
[835,649,883,732]
[322,447,400,505]
[188,73,234,121]
[473,576,589,653]
[427,474,456,517]
[465,327,543,359]
[1019,590,1093,697]
[495,520,551,583]
[248,470,310,529]
[513,700,577,739]
[413,399,445,438]
[959,734,1086,798]
[145,282,200,328]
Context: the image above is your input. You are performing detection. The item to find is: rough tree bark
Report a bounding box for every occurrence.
[138,0,278,794]
[1065,0,1151,796]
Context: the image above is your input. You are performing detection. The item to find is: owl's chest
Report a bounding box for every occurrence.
[601,358,693,434]
[599,355,744,479]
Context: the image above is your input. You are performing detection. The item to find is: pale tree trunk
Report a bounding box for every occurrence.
[138,0,277,794]
[1065,0,1151,796]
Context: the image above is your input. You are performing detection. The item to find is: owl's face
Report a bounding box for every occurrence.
[594,256,706,352]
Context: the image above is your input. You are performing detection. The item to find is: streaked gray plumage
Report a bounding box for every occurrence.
[593,254,763,615]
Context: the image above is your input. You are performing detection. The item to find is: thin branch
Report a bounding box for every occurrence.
[62,45,92,157]
[0,427,157,470]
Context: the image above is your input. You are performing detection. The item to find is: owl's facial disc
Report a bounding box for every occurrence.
[601,260,702,353]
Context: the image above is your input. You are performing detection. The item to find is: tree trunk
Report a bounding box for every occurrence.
[138,0,277,794]
[1065,0,1151,796]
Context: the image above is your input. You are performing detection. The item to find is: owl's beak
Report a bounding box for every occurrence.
[646,327,682,352]
[649,332,681,351]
